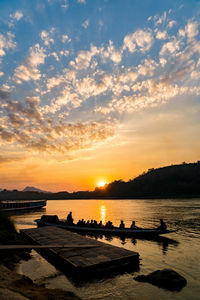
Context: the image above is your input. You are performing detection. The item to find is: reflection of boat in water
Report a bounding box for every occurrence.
[0,200,46,211]
[35,215,178,237]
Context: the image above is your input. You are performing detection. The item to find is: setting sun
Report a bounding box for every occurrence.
[97,180,108,188]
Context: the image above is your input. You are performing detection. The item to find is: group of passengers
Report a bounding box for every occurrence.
[66,212,167,231]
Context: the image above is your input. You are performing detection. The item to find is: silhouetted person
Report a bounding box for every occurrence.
[77,219,81,226]
[98,220,103,228]
[119,220,125,229]
[67,211,73,224]
[130,221,136,228]
[159,219,167,231]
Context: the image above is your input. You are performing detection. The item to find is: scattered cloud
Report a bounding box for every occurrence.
[156,30,167,40]
[155,11,167,26]
[13,44,46,83]
[0,154,25,164]
[0,89,10,100]
[77,0,86,4]
[160,39,180,56]
[71,44,99,69]
[185,21,199,40]
[82,19,89,29]
[60,0,69,9]
[0,32,16,61]
[1,9,200,157]
[10,10,23,21]
[62,35,71,43]
[168,20,176,29]
[41,29,55,46]
[103,40,122,64]
[123,29,154,53]
[60,50,69,56]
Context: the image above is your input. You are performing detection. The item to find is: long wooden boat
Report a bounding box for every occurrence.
[35,216,177,237]
[0,199,46,211]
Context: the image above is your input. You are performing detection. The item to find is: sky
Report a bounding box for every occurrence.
[0,0,200,192]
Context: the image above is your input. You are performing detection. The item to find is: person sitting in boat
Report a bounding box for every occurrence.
[158,219,167,231]
[93,220,98,228]
[105,220,113,229]
[119,220,125,229]
[67,211,74,224]
[98,220,103,228]
[130,221,136,228]
[77,219,81,226]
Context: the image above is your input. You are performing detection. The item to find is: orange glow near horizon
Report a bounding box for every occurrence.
[96,179,108,188]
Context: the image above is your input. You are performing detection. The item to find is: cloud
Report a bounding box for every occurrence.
[137,59,158,76]
[185,21,199,40]
[160,39,180,56]
[60,0,69,9]
[10,11,23,21]
[77,0,86,4]
[0,89,10,100]
[82,19,89,29]
[13,44,46,83]
[50,52,59,61]
[62,35,71,43]
[0,154,25,164]
[155,11,167,26]
[60,50,69,56]
[0,109,115,153]
[156,31,167,40]
[1,11,200,158]
[41,29,54,46]
[102,40,122,64]
[72,45,99,69]
[168,20,176,29]
[46,75,64,91]
[0,32,16,60]
[123,29,153,53]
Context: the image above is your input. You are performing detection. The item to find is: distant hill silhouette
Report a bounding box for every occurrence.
[0,162,200,200]
[23,186,51,194]
[95,162,200,198]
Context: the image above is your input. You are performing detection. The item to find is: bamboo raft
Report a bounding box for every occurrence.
[20,226,139,280]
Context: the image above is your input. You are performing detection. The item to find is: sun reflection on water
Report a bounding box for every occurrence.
[99,202,107,224]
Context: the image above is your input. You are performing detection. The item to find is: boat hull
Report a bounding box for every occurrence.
[35,219,177,237]
[0,200,46,211]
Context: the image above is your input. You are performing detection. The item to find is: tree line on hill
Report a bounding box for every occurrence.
[1,162,200,200]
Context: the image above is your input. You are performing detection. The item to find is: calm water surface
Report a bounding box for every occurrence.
[11,199,200,300]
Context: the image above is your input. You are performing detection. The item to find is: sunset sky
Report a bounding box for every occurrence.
[0,0,200,192]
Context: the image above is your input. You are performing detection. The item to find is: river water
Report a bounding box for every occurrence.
[10,199,200,300]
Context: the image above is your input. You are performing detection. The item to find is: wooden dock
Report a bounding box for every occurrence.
[21,226,139,280]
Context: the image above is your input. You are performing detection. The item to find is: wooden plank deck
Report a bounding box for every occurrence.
[21,226,139,279]
[0,244,99,250]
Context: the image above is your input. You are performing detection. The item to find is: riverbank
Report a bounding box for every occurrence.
[0,264,81,300]
[0,212,81,300]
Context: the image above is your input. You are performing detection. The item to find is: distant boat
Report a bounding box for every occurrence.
[0,199,46,211]
[35,215,177,237]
